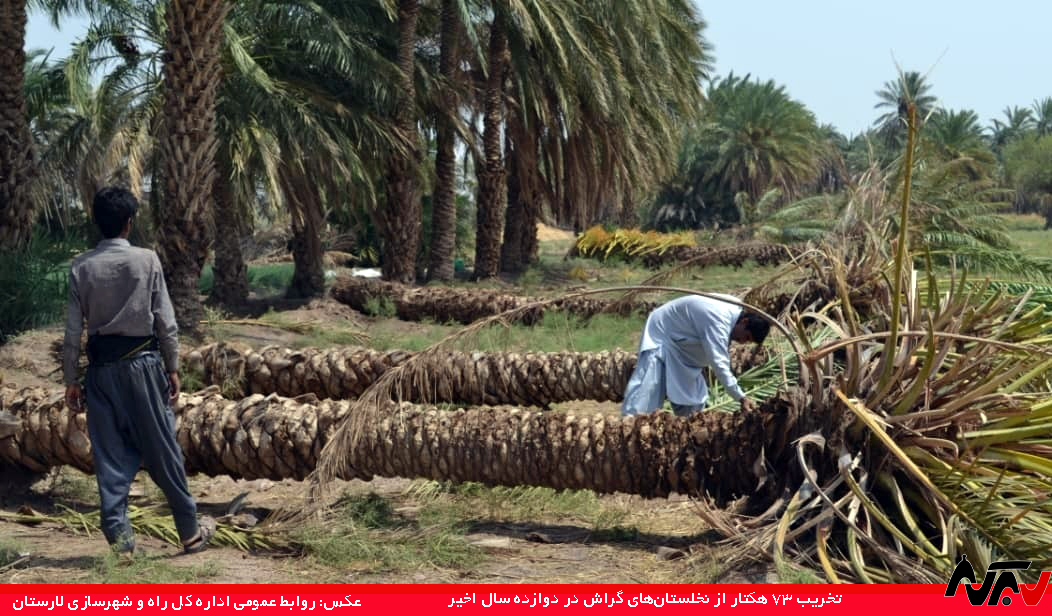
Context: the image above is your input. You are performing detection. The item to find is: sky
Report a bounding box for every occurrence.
[24,1,1052,136]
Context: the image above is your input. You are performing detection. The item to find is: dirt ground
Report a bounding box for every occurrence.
[0,297,777,585]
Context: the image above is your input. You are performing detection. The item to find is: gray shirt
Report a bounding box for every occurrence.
[638,294,746,405]
[62,238,180,385]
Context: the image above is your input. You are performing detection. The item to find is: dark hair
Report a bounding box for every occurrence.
[92,187,139,239]
[740,312,771,345]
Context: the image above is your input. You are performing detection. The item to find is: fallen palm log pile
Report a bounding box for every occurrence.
[0,385,809,505]
[638,242,808,269]
[331,277,658,325]
[183,342,768,405]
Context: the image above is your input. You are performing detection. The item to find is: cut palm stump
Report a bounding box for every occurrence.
[330,277,658,325]
[184,342,769,404]
[0,386,811,505]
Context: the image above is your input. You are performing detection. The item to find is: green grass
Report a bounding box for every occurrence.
[366,312,645,354]
[86,552,221,584]
[198,263,295,297]
[1003,214,1052,259]
[0,539,25,569]
[407,482,636,538]
[48,469,101,506]
[295,492,482,574]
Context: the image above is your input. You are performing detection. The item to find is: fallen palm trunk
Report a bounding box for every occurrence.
[638,242,807,269]
[0,386,808,504]
[331,277,658,325]
[184,342,768,405]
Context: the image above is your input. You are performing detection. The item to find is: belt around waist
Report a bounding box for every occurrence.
[87,335,160,365]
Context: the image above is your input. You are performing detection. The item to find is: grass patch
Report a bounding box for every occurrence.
[295,492,482,574]
[48,469,100,506]
[198,263,295,297]
[362,296,396,318]
[776,562,825,584]
[87,552,221,584]
[255,311,368,349]
[407,482,637,539]
[1004,214,1052,260]
[0,539,26,569]
[367,312,644,354]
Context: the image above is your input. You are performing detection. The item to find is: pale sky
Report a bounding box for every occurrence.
[26,1,1052,136]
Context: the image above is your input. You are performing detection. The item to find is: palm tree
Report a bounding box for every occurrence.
[1033,97,1052,137]
[471,10,509,280]
[708,76,820,201]
[988,105,1035,151]
[155,0,230,327]
[873,70,936,145]
[925,108,995,178]
[425,0,463,282]
[500,0,709,268]
[378,0,422,284]
[0,0,37,249]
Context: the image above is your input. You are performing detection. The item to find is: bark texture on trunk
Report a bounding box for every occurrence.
[426,0,460,283]
[284,174,326,299]
[331,276,657,325]
[500,135,525,273]
[210,153,248,306]
[186,342,768,405]
[472,18,509,280]
[0,386,807,505]
[157,0,229,328]
[500,112,541,273]
[0,0,36,249]
[380,0,422,284]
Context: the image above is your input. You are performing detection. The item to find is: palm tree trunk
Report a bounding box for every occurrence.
[380,0,422,284]
[0,387,800,505]
[500,134,525,273]
[156,0,229,328]
[186,342,767,406]
[331,276,657,325]
[284,172,326,299]
[472,18,509,280]
[426,0,460,283]
[0,0,36,249]
[210,152,248,307]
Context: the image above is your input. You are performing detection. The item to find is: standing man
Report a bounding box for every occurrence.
[62,187,214,556]
[622,294,770,417]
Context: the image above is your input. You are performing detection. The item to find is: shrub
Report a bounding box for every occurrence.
[0,233,84,344]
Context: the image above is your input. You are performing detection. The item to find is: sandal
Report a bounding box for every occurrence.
[182,515,216,554]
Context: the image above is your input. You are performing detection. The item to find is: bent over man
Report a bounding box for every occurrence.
[622,294,770,417]
[63,187,214,556]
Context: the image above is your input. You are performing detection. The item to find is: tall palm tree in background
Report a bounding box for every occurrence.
[471,7,509,280]
[0,0,37,249]
[156,0,229,326]
[989,105,1035,153]
[379,0,421,284]
[1032,97,1052,137]
[499,0,709,271]
[425,0,464,282]
[704,75,820,202]
[925,108,995,179]
[873,70,936,146]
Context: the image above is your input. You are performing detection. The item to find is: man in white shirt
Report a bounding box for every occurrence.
[622,294,770,417]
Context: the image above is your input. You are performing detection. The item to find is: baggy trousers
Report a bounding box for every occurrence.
[620,349,705,417]
[84,351,198,551]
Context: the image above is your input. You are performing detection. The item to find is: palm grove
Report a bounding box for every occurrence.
[1,0,708,330]
[4,1,1052,584]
